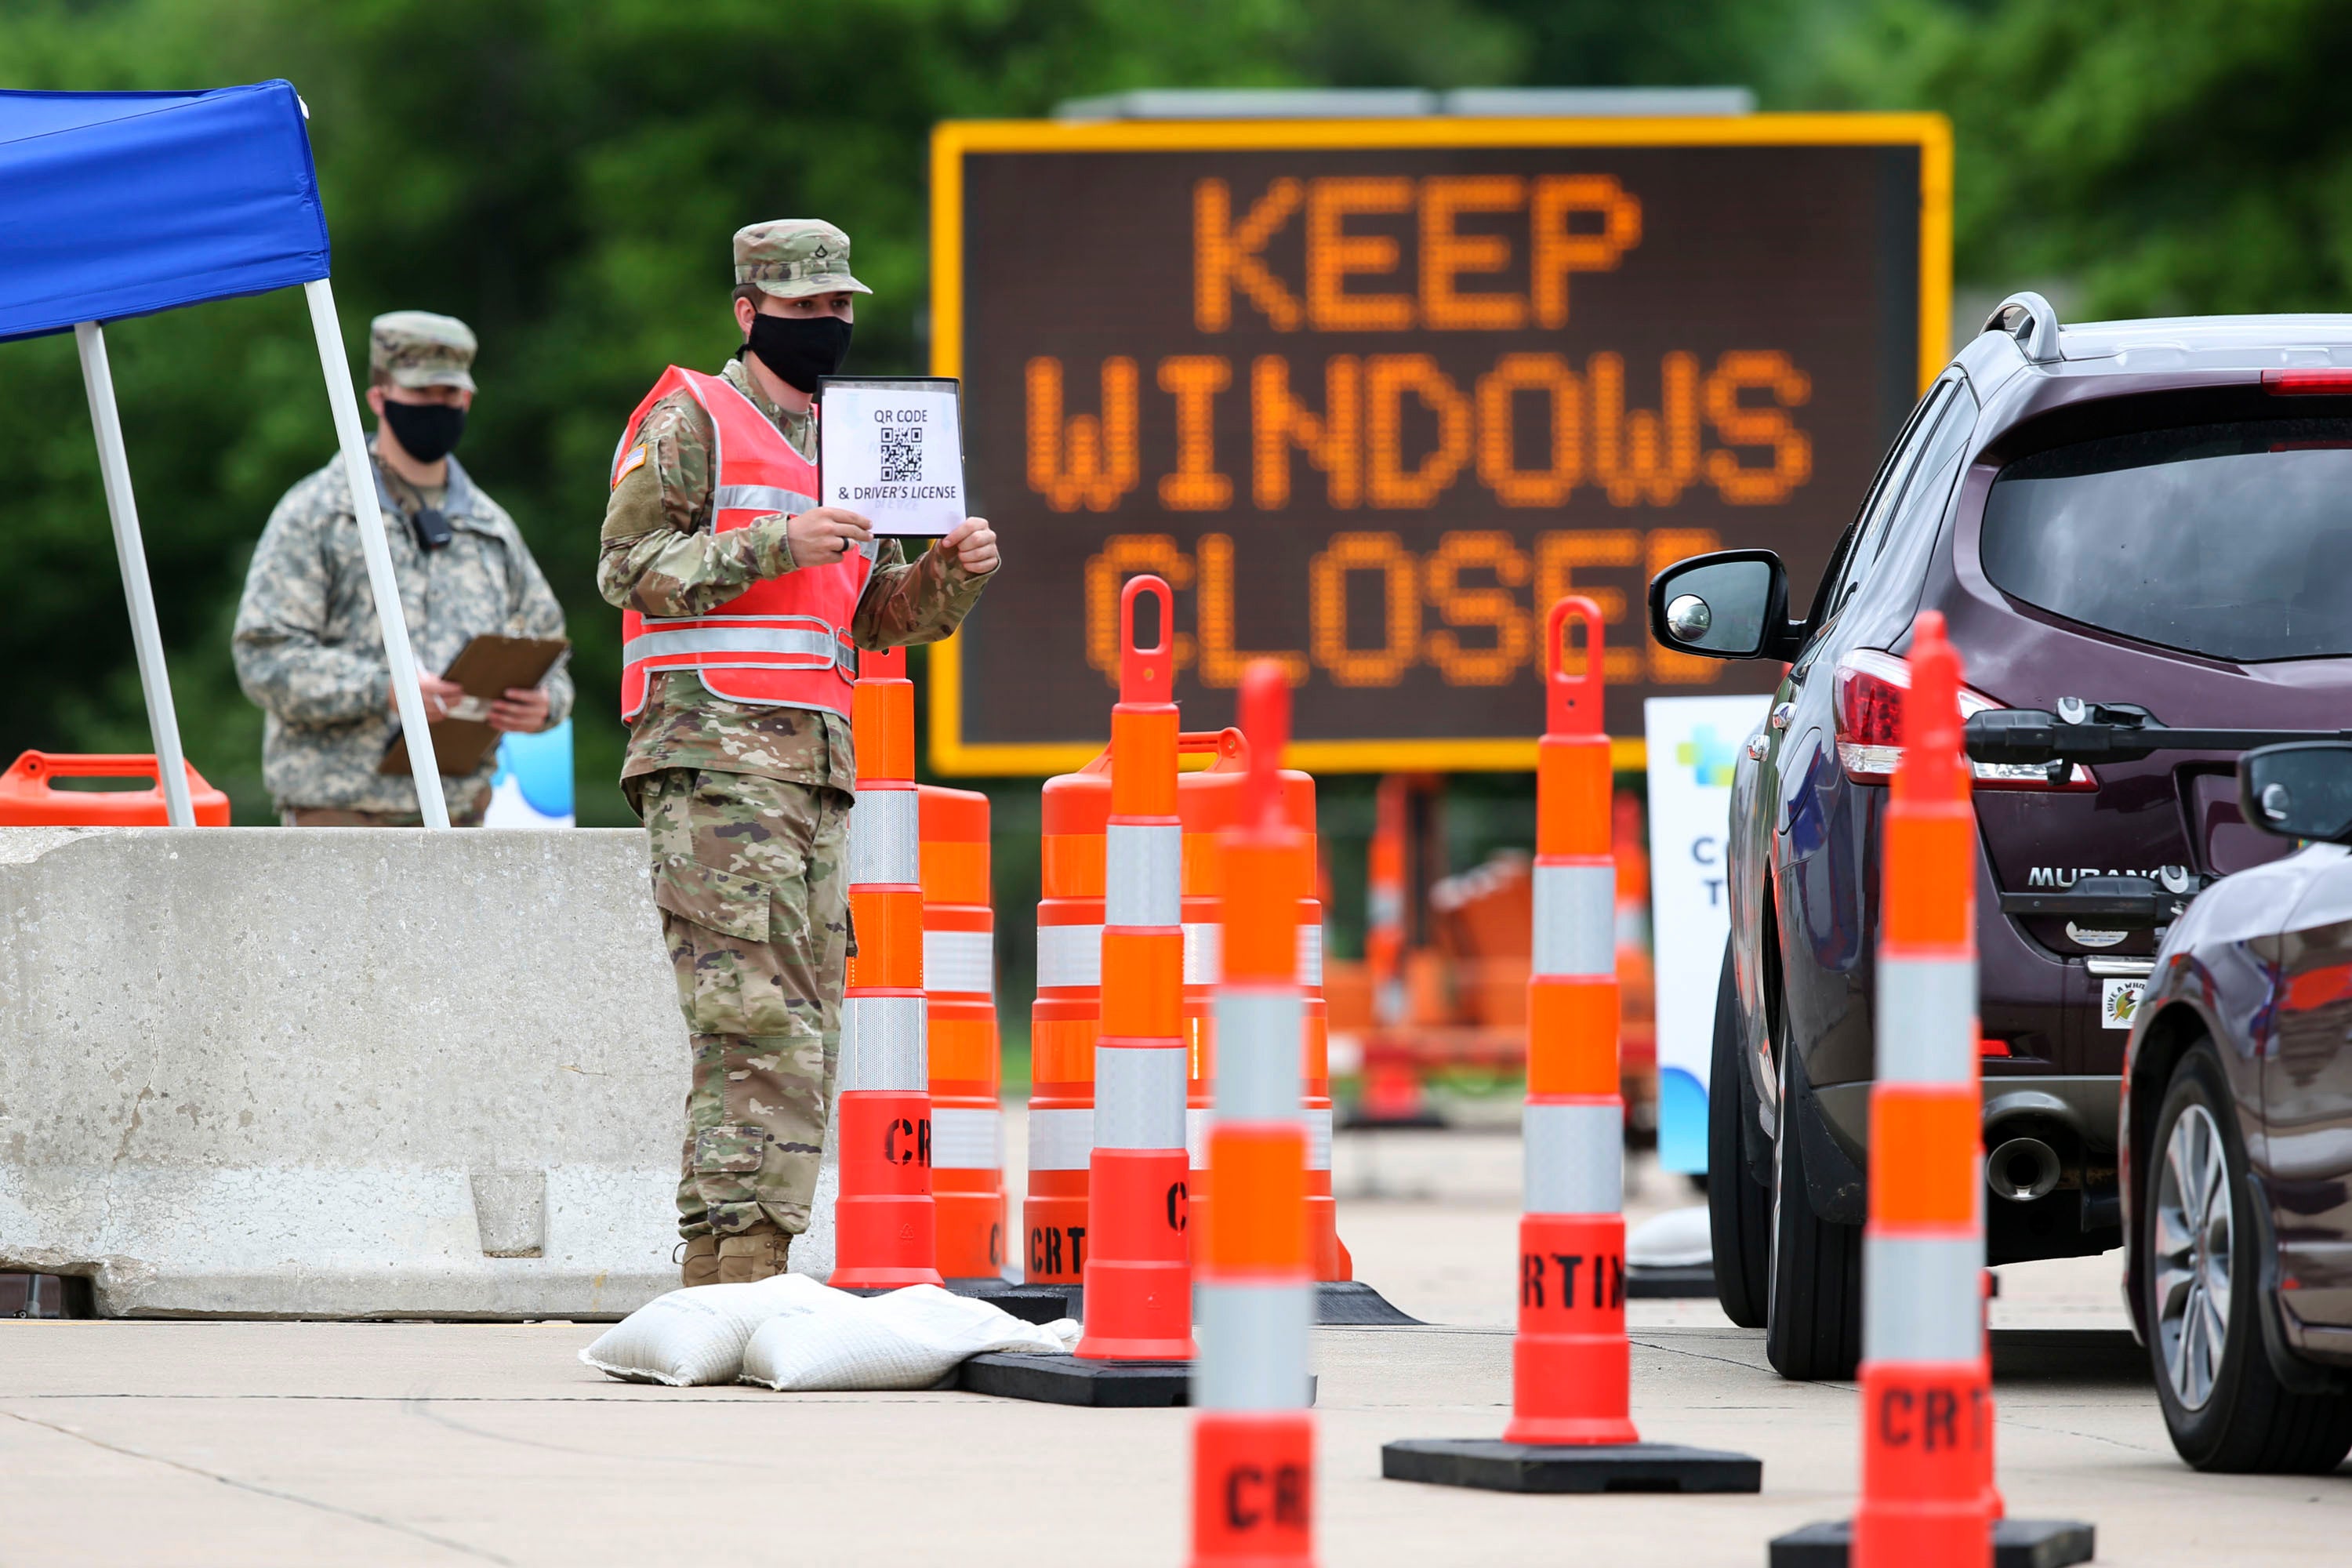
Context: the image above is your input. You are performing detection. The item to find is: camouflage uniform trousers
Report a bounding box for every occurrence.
[641,765,853,1240]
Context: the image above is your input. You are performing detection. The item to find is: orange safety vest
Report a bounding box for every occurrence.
[613,365,870,720]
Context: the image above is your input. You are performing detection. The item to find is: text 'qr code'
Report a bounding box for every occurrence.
[879,424,924,483]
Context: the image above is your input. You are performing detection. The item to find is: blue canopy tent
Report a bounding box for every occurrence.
[0,80,449,826]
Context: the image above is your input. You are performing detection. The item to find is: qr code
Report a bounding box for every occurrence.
[879,424,924,482]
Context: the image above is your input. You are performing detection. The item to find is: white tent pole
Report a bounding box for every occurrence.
[302,278,450,829]
[74,322,196,829]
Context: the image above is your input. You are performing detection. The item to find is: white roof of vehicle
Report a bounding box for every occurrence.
[2053,314,2352,368]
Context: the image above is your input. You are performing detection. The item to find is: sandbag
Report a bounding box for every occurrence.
[579,1273,851,1386]
[1627,1204,1712,1270]
[739,1283,1078,1392]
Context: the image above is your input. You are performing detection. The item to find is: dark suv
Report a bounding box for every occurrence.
[1648,295,2352,1378]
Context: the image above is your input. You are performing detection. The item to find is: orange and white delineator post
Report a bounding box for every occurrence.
[1853,612,1993,1568]
[1027,751,1111,1287]
[1384,601,1757,1493]
[1504,597,1637,1445]
[920,784,1007,1282]
[1077,575,1193,1360]
[1190,660,1315,1568]
[830,645,943,1290]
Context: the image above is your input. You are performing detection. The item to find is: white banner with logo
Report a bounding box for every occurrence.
[1645,695,1772,1173]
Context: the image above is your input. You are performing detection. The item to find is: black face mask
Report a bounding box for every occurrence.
[383,399,467,465]
[745,312,852,394]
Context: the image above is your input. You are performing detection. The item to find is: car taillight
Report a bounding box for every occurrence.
[1832,648,2096,789]
[2263,368,2352,395]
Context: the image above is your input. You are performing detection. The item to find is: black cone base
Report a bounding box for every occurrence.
[942,1279,1080,1326]
[956,1352,1191,1406]
[1381,1437,1762,1494]
[1317,1280,1420,1324]
[1625,1263,1717,1299]
[1768,1519,2095,1568]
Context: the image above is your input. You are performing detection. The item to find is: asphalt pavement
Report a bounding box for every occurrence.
[1,1133,2343,1566]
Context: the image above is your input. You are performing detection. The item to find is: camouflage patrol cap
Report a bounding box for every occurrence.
[368,310,477,392]
[733,220,871,299]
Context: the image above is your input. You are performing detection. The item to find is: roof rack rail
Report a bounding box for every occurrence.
[1983,291,2063,365]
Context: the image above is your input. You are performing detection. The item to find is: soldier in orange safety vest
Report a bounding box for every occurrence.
[597,220,1000,1287]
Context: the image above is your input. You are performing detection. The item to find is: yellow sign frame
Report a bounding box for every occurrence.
[926,112,1953,776]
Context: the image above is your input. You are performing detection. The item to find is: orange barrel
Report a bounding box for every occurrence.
[1504,597,1638,1446]
[830,646,942,1290]
[1190,662,1316,1568]
[1179,731,1249,1250]
[920,783,1007,1282]
[1855,612,1994,1568]
[1027,749,1111,1287]
[1076,575,1194,1361]
[0,751,230,826]
[1180,742,1351,1281]
[1289,779,1354,1283]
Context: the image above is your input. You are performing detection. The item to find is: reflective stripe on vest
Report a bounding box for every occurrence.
[614,366,868,720]
[622,624,851,668]
[713,483,819,516]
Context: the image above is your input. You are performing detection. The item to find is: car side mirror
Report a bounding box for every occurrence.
[2240,742,2352,844]
[1646,550,1802,662]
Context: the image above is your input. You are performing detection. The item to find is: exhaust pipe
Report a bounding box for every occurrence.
[1987,1136,2062,1202]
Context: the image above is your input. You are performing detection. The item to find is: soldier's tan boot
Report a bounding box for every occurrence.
[716,1223,791,1283]
[679,1235,720,1289]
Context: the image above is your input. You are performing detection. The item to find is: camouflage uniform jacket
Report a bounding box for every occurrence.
[597,355,991,804]
[234,443,574,814]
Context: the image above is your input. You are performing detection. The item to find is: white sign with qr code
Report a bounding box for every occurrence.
[816,376,967,538]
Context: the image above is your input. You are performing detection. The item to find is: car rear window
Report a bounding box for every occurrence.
[1980,419,2352,662]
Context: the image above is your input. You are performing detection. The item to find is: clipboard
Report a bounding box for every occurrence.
[379,633,570,776]
[816,375,967,538]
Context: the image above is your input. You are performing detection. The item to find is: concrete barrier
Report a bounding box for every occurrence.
[0,826,838,1318]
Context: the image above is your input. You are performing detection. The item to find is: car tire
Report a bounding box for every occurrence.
[2144,1041,2352,1472]
[1764,1004,1864,1379]
[1708,940,1769,1327]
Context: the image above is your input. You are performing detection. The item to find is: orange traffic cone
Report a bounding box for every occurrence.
[1076,575,1194,1362]
[1773,614,2090,1566]
[830,646,942,1290]
[1190,661,1316,1568]
[1383,598,1759,1494]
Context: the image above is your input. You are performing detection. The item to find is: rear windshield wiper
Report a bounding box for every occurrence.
[1994,873,2201,928]
[1964,698,2316,931]
[1965,698,2352,771]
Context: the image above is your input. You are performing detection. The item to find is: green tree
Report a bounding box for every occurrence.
[10,0,2339,833]
[1807,0,2352,318]
[0,0,1425,822]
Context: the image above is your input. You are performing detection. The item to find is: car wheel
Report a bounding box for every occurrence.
[1764,1003,1864,1379]
[1708,940,1769,1327]
[2145,1041,2352,1472]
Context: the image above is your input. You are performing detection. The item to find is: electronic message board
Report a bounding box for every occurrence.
[927,115,1950,773]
